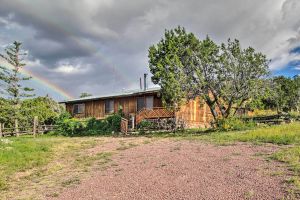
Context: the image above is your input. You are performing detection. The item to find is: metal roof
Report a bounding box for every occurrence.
[60,87,161,103]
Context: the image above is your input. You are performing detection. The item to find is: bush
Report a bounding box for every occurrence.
[106,114,121,132]
[216,117,256,131]
[57,114,122,136]
[137,120,155,133]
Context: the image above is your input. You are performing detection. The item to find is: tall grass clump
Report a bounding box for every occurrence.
[216,117,256,131]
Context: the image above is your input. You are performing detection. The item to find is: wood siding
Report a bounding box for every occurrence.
[66,93,162,119]
[65,93,215,128]
[176,98,215,128]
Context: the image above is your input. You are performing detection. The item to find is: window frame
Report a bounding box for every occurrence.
[73,103,85,114]
[105,99,114,114]
[136,96,145,112]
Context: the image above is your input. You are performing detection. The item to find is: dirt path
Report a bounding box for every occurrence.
[51,139,287,200]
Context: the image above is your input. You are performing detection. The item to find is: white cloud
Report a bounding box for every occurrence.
[54,63,90,74]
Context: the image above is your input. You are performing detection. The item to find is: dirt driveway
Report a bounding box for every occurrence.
[51,138,287,200]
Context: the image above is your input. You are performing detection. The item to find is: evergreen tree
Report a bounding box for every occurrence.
[0,41,34,124]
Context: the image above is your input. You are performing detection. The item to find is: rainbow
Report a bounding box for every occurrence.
[0,59,73,99]
[1,4,134,100]
[21,68,74,99]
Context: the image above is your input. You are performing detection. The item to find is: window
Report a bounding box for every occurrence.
[73,104,85,114]
[105,99,114,114]
[137,97,145,111]
[146,96,153,109]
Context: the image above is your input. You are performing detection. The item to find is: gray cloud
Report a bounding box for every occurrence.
[0,0,300,100]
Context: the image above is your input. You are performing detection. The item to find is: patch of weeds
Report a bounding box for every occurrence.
[285,177,300,187]
[253,152,265,157]
[222,156,231,162]
[75,152,113,167]
[116,142,138,151]
[47,192,59,198]
[244,190,255,199]
[61,176,81,187]
[143,140,151,144]
[232,152,241,156]
[170,145,181,152]
[269,171,284,176]
[110,163,119,167]
[0,177,8,191]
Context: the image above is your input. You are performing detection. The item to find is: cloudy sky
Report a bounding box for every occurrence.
[0,0,300,100]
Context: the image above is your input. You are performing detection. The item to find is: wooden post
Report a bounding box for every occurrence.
[15,119,19,137]
[0,123,2,137]
[33,116,38,136]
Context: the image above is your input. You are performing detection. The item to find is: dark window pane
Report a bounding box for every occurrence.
[73,104,85,114]
[137,97,145,111]
[105,100,114,114]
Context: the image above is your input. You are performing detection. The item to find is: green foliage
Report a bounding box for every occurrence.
[149,26,195,110]
[137,120,154,133]
[58,114,122,136]
[106,114,121,132]
[0,96,62,128]
[215,117,256,131]
[20,96,63,126]
[0,97,13,127]
[149,26,269,120]
[0,41,34,122]
[79,92,92,98]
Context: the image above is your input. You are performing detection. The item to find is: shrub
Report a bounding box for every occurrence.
[137,120,154,133]
[59,118,86,136]
[106,114,121,132]
[216,117,256,131]
[57,114,122,136]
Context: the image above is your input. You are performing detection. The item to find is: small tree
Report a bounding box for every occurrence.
[80,92,92,98]
[0,41,34,125]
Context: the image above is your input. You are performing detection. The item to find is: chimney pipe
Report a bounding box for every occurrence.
[139,77,142,90]
[144,73,147,91]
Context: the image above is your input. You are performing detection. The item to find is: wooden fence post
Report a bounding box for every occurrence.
[33,116,38,136]
[0,123,2,137]
[15,119,19,137]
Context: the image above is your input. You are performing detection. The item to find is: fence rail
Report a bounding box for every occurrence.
[0,117,58,137]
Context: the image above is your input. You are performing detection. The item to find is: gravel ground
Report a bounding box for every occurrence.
[51,138,287,200]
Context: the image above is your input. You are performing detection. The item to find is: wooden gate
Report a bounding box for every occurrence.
[120,118,128,134]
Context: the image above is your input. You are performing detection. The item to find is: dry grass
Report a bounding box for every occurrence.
[0,136,112,200]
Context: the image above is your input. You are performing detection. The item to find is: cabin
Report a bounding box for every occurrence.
[61,86,215,129]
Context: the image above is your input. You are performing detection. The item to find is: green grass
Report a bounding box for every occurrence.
[271,146,300,193]
[0,135,106,193]
[160,122,300,145]
[0,136,59,190]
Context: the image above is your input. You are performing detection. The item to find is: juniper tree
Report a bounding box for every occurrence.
[149,27,269,121]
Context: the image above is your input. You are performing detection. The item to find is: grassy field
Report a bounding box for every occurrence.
[0,136,112,199]
[1,122,300,199]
